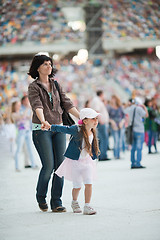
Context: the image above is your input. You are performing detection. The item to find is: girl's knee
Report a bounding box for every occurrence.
[73,187,81,191]
[85,184,92,189]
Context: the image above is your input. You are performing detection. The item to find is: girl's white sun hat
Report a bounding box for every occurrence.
[80,108,100,120]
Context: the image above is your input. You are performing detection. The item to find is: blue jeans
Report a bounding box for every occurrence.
[14,129,36,169]
[33,130,66,209]
[131,131,144,167]
[111,128,123,159]
[97,123,108,159]
[121,126,126,152]
[148,130,158,153]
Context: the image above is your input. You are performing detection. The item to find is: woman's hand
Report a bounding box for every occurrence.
[110,119,118,130]
[41,121,51,130]
[119,119,125,129]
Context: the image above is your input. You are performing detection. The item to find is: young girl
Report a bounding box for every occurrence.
[42,108,100,215]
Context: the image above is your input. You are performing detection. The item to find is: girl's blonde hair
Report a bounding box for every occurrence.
[79,124,100,157]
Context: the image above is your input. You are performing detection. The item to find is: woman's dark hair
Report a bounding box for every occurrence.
[28,54,57,79]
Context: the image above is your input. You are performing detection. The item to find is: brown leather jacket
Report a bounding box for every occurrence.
[28,78,74,124]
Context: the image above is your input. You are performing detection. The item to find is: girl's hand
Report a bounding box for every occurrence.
[41,121,51,130]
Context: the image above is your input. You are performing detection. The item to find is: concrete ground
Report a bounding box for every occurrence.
[0,136,160,240]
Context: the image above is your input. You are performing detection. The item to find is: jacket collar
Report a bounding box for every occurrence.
[35,78,55,93]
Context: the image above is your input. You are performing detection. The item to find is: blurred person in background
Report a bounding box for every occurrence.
[21,95,38,168]
[145,98,159,154]
[84,99,91,108]
[28,53,79,213]
[124,98,148,169]
[0,113,5,137]
[108,95,125,159]
[3,112,17,156]
[11,98,37,172]
[90,90,110,161]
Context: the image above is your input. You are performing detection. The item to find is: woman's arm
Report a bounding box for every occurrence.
[35,108,51,129]
[68,107,80,119]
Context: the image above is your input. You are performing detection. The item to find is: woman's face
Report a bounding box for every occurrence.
[111,97,116,106]
[38,61,52,76]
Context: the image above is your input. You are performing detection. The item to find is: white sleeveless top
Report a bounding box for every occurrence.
[80,133,93,158]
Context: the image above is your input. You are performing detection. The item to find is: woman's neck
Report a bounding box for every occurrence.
[39,75,49,83]
[112,104,118,109]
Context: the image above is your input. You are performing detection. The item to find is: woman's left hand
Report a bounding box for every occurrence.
[41,121,51,130]
[119,119,125,129]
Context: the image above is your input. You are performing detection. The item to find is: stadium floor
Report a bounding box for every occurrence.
[0,136,160,240]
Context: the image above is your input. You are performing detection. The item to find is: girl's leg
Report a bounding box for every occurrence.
[84,184,96,215]
[84,184,92,203]
[71,187,82,213]
[72,188,81,201]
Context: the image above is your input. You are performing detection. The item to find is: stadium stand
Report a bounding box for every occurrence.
[0,0,160,111]
[102,0,160,51]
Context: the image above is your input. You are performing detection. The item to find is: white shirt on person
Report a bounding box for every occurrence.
[90,96,109,124]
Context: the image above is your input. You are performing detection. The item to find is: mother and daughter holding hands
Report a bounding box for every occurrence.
[28,53,100,215]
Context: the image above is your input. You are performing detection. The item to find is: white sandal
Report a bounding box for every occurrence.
[83,205,97,215]
[71,201,82,213]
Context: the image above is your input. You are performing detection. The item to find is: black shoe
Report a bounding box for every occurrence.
[131,165,146,169]
[99,158,111,161]
[25,165,32,168]
[38,203,48,212]
[52,206,66,213]
[148,152,153,154]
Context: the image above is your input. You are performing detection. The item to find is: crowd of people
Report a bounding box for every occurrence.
[104,55,160,100]
[0,0,84,46]
[1,0,160,47]
[0,87,159,171]
[102,0,160,41]
[1,54,159,111]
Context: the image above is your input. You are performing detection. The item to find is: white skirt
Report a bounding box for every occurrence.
[55,156,97,188]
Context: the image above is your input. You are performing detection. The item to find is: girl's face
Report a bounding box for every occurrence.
[38,61,52,76]
[83,117,98,129]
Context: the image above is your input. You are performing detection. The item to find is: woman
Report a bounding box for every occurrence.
[108,95,125,159]
[28,53,79,213]
[11,100,36,171]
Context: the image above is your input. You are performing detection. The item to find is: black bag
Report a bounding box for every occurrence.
[125,107,136,145]
[54,81,75,126]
